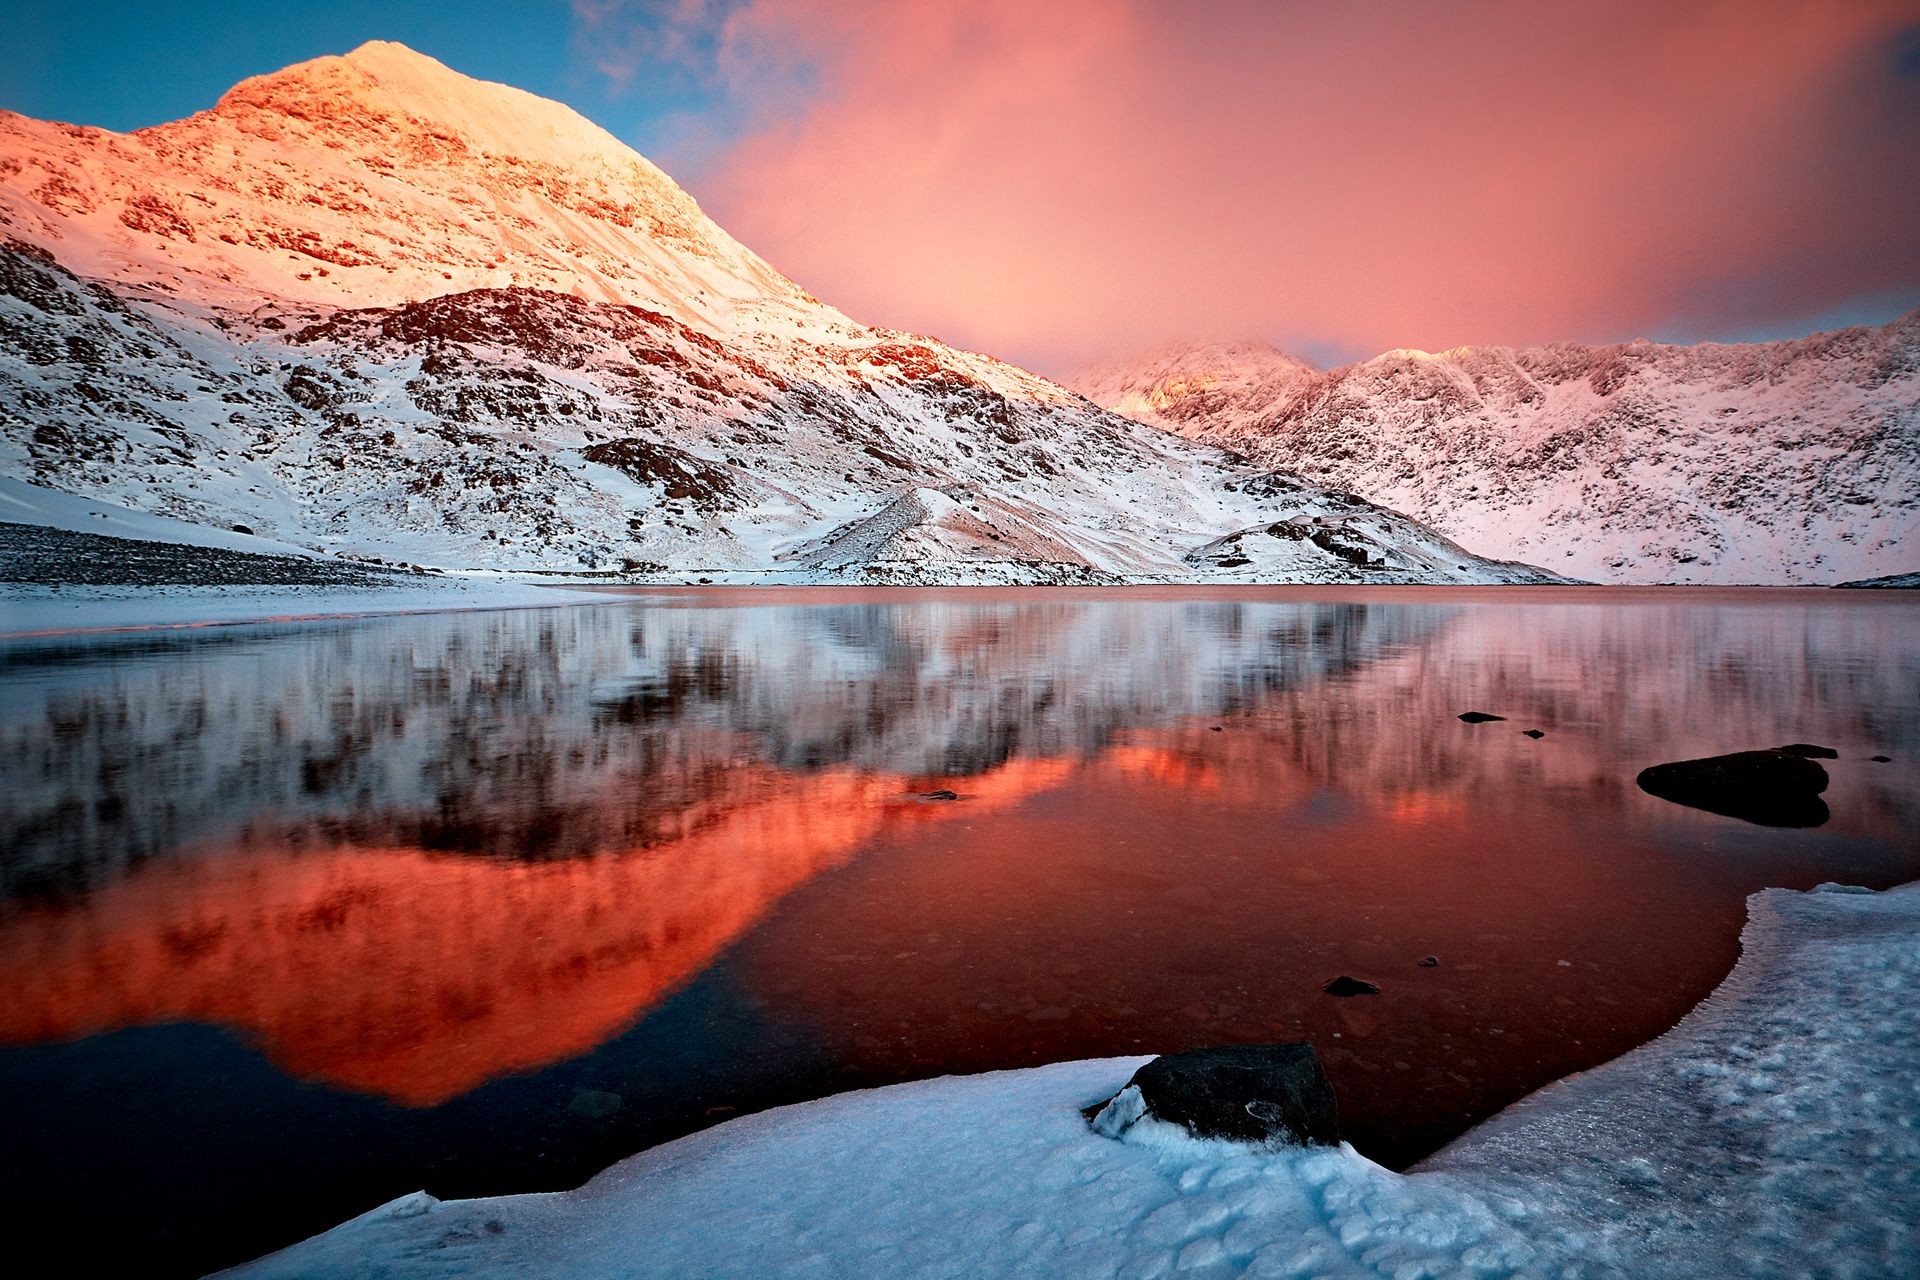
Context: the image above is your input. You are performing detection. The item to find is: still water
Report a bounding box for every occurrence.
[1,587,1916,1276]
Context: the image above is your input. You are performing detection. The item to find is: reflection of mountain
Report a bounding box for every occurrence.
[1115,599,1920,840]
[0,599,1438,895]
[1,592,1915,1112]
[0,758,1072,1104]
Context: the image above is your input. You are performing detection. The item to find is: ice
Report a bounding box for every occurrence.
[224,880,1919,1279]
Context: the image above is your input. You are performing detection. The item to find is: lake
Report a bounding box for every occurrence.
[1,587,1916,1277]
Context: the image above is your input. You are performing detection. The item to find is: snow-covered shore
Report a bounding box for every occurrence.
[226,880,1918,1279]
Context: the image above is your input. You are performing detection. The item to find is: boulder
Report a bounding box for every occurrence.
[1458,711,1505,723]
[1636,749,1829,828]
[1777,743,1838,759]
[1324,975,1380,996]
[1522,729,1545,739]
[1417,955,1439,968]
[1085,1044,1339,1147]
[1871,755,1892,763]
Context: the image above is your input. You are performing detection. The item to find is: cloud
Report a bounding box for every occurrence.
[580,0,1920,371]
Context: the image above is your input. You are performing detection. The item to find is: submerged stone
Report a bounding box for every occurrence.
[1458,711,1506,723]
[1777,743,1839,760]
[1636,750,1829,828]
[1324,975,1381,996]
[566,1089,623,1119]
[1086,1043,1339,1147]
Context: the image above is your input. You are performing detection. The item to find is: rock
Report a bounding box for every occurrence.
[919,789,959,801]
[1417,955,1439,967]
[1635,750,1829,828]
[566,1088,623,1119]
[1085,1044,1339,1147]
[1870,755,1892,763]
[1522,729,1545,739]
[1324,975,1380,996]
[1777,743,1838,759]
[230,523,255,535]
[1458,711,1506,723]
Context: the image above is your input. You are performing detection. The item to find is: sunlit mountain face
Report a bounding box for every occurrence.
[1,591,1916,1275]
[0,43,1560,585]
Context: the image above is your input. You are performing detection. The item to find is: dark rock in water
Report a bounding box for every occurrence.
[1636,750,1829,828]
[566,1089,623,1119]
[1522,729,1545,739]
[1417,956,1439,968]
[1458,711,1506,723]
[1324,975,1380,996]
[919,789,960,801]
[1777,743,1838,760]
[1871,755,1893,763]
[1085,1044,1339,1147]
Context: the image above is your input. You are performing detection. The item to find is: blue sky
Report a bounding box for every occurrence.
[0,1,713,158]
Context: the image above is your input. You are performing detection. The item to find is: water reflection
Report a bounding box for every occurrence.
[0,589,1915,1277]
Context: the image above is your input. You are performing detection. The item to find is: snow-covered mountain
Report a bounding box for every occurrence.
[1074,325,1920,585]
[0,42,1558,586]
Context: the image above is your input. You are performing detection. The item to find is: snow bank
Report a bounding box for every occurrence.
[226,881,1918,1279]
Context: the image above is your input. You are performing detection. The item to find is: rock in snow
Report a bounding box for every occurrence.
[1635,749,1831,828]
[223,881,1920,1279]
[1086,1044,1340,1148]
[0,43,1565,588]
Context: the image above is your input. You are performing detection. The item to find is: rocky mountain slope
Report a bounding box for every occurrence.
[0,42,1557,586]
[1075,325,1920,585]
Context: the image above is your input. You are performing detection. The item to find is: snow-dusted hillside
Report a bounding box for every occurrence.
[1075,325,1920,585]
[0,43,1558,587]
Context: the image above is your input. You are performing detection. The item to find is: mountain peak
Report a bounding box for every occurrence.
[0,38,816,323]
[210,40,655,179]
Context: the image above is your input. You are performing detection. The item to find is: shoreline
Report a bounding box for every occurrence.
[6,579,1912,644]
[226,878,1919,1279]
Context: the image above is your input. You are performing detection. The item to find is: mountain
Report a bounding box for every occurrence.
[0,42,1560,586]
[1073,323,1920,585]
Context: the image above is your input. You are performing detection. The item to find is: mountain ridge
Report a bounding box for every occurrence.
[1073,316,1920,584]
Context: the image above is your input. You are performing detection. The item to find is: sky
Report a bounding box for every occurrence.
[6,0,1920,372]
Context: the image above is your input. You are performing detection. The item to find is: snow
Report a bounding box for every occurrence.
[0,474,319,558]
[226,880,1919,1279]
[1074,324,1920,587]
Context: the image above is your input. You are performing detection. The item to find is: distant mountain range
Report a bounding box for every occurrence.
[1073,321,1920,585]
[0,42,1560,586]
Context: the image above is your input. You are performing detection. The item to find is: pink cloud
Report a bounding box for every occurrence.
[608,1,1920,369]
